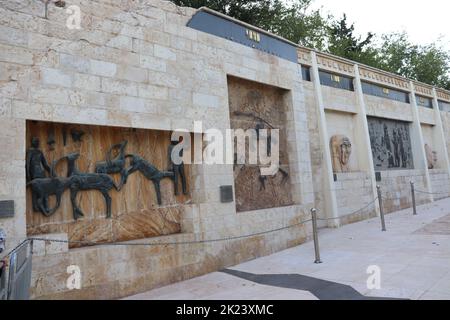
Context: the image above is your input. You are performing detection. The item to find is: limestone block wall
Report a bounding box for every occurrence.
[440,111,450,162]
[0,0,314,299]
[378,170,429,213]
[418,107,436,125]
[365,96,414,122]
[1,0,450,300]
[429,169,450,200]
[334,172,375,225]
[303,82,328,226]
[325,110,360,171]
[322,86,358,114]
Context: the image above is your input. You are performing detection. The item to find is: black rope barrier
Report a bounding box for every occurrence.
[316,197,379,223]
[28,217,313,248]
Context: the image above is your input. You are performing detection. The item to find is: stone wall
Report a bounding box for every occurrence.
[429,169,450,200]
[228,76,294,212]
[303,82,328,226]
[365,96,414,122]
[0,0,314,299]
[440,111,450,162]
[1,0,450,300]
[378,170,429,214]
[25,121,189,247]
[334,172,375,225]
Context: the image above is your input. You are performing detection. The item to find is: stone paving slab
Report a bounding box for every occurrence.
[125,198,450,300]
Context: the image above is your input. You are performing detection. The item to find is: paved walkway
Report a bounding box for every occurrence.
[125,198,450,300]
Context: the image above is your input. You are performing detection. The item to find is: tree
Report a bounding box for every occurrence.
[378,33,450,89]
[171,0,329,49]
[171,0,450,89]
[327,14,379,66]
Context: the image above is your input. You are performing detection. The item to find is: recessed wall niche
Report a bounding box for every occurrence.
[25,121,191,248]
[367,117,414,170]
[325,110,359,172]
[227,76,294,212]
[421,124,440,169]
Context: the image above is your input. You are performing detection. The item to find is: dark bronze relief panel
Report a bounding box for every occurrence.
[368,117,414,171]
[25,121,190,247]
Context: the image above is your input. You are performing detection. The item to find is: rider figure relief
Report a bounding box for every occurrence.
[168,138,188,196]
[26,137,52,213]
[26,137,51,181]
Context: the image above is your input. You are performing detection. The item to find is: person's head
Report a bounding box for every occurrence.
[31,137,40,148]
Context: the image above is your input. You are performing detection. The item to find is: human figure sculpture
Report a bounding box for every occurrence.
[26,137,52,212]
[425,144,438,169]
[382,124,395,168]
[330,135,352,173]
[26,137,51,181]
[168,139,188,196]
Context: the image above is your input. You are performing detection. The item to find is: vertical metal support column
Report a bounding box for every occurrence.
[411,181,417,215]
[377,186,387,232]
[311,208,322,264]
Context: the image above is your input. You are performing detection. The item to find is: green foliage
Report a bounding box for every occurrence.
[172,0,329,49]
[377,33,450,89]
[327,14,376,64]
[170,0,450,89]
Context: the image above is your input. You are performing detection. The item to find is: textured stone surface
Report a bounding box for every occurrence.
[25,121,187,248]
[125,198,450,300]
[1,0,449,300]
[0,0,313,299]
[228,77,294,212]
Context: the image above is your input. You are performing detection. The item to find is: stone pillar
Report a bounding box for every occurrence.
[353,64,381,216]
[410,82,434,202]
[432,88,450,177]
[310,51,339,227]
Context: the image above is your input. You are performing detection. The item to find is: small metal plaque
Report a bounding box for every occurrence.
[375,172,382,182]
[220,186,234,203]
[0,201,14,218]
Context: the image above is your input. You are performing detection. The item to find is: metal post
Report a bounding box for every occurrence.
[311,208,322,264]
[376,186,387,232]
[411,181,417,216]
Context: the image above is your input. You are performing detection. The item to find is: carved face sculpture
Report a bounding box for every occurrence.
[425,144,438,169]
[331,135,352,172]
[340,137,352,166]
[0,228,5,254]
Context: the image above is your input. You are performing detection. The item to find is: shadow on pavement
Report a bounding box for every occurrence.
[221,269,407,300]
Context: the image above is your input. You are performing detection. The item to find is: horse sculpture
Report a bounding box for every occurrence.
[95,141,128,191]
[65,153,119,220]
[26,176,72,217]
[124,154,174,205]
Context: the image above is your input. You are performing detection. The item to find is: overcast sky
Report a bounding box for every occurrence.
[308,0,450,51]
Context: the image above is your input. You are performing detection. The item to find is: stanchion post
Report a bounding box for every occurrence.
[311,208,322,264]
[411,181,417,216]
[376,186,387,232]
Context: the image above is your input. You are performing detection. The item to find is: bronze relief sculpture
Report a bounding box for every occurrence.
[330,135,352,173]
[95,140,129,191]
[26,132,188,220]
[168,139,188,196]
